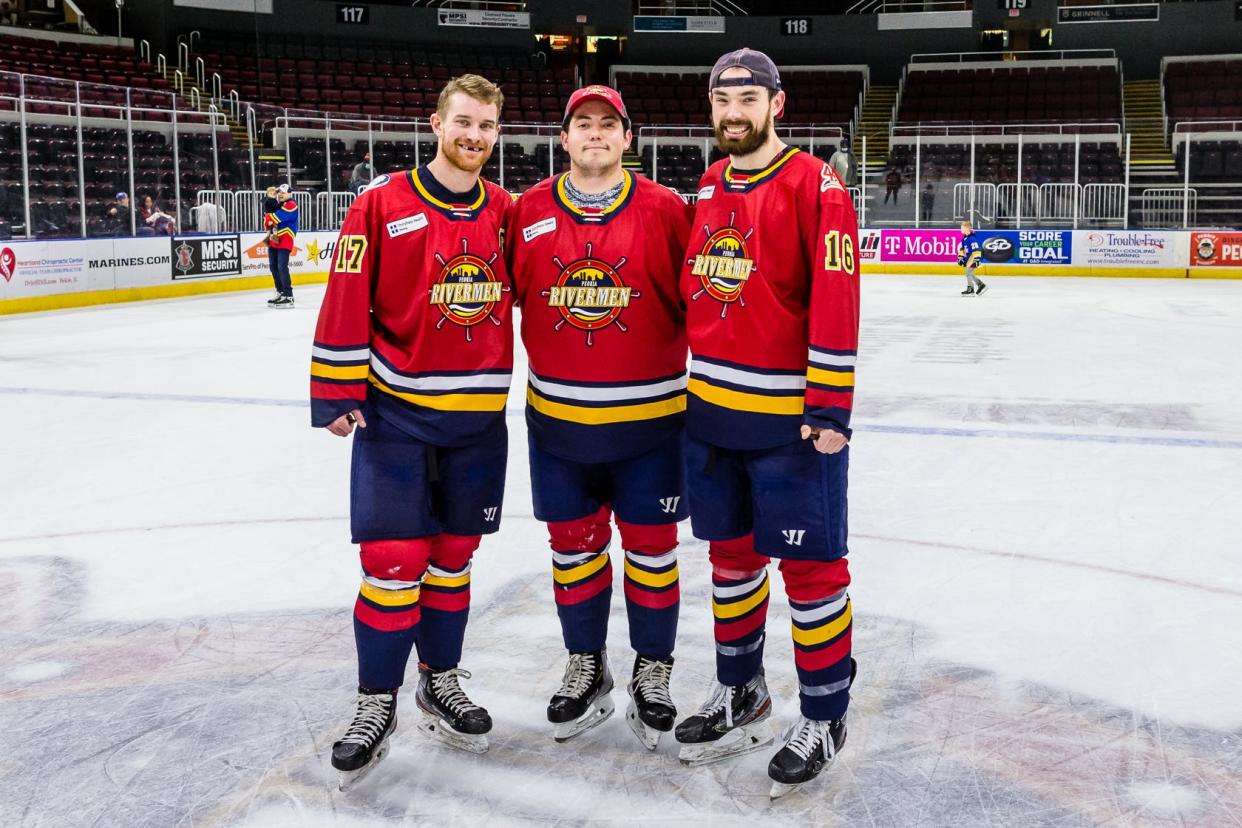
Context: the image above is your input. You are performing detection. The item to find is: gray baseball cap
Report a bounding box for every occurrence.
[709,48,782,91]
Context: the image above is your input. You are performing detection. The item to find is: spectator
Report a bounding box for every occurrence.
[350,152,373,193]
[264,183,299,308]
[884,168,902,205]
[105,192,129,236]
[920,182,935,223]
[827,139,858,188]
[139,194,175,236]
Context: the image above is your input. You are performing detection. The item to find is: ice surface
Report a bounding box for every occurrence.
[2,276,1241,826]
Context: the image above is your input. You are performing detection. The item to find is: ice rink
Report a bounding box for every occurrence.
[3,275,1241,827]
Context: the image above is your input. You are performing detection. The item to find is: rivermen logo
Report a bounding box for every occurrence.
[687,211,755,318]
[541,242,637,347]
[429,239,507,341]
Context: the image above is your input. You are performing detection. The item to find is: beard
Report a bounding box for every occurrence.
[441,138,492,174]
[713,113,772,156]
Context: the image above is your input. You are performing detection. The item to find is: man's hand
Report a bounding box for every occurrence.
[327,409,366,437]
[801,424,848,455]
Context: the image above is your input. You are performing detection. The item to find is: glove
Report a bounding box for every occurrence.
[956,254,966,267]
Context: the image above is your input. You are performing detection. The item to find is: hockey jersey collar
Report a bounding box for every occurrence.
[551,169,636,225]
[408,165,488,220]
[722,145,801,193]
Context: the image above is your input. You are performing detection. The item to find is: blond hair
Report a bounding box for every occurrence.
[436,74,504,120]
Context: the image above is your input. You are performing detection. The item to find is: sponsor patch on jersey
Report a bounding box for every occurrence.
[522,217,557,243]
[386,212,428,238]
[697,185,716,201]
[364,174,391,192]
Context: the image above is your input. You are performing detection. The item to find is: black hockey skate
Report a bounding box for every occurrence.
[767,716,848,799]
[548,649,614,742]
[414,665,492,754]
[674,670,773,766]
[768,657,857,798]
[331,689,397,791]
[975,282,988,296]
[960,286,975,295]
[625,655,676,750]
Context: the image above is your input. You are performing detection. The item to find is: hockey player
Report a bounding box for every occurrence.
[675,49,860,798]
[311,75,513,788]
[958,220,987,295]
[506,85,691,748]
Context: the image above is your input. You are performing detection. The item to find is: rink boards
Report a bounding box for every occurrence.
[2,227,1241,314]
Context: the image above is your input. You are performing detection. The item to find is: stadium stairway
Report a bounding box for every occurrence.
[856,84,895,169]
[1124,78,1176,175]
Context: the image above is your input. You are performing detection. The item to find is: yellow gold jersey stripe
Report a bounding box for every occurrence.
[527,387,685,425]
[724,146,799,186]
[806,367,855,387]
[311,362,371,381]
[370,377,508,412]
[687,378,803,416]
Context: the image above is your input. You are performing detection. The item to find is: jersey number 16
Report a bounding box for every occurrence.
[823,230,855,275]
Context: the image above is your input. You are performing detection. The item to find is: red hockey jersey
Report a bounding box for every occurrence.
[681,146,859,450]
[311,167,513,446]
[507,170,691,463]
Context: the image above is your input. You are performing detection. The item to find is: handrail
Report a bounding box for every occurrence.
[178,41,188,73]
[212,72,222,103]
[229,89,240,121]
[892,120,1122,136]
[139,40,150,63]
[196,57,205,90]
[189,30,201,53]
[157,53,166,75]
[909,49,1116,64]
[190,86,200,110]
[174,68,184,93]
[1171,119,1242,134]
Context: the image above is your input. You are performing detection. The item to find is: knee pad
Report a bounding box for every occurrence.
[546,505,613,554]
[779,557,851,603]
[358,537,434,585]
[709,534,770,580]
[615,520,677,555]
[429,533,481,571]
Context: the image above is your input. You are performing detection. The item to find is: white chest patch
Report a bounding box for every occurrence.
[522,217,557,243]
[386,213,428,238]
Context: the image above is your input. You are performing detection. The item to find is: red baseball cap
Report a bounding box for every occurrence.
[562,85,630,126]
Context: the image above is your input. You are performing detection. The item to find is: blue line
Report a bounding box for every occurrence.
[0,386,304,408]
[856,423,1242,450]
[5,386,1240,450]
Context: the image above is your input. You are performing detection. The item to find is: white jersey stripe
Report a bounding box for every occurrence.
[528,371,688,403]
[690,359,806,392]
[370,358,511,393]
[807,349,857,369]
[313,346,371,362]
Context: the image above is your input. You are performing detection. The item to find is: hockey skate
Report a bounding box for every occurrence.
[413,665,492,754]
[767,715,847,799]
[547,649,614,742]
[674,671,773,766]
[331,690,397,792]
[960,286,975,295]
[625,655,676,750]
[975,282,988,296]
